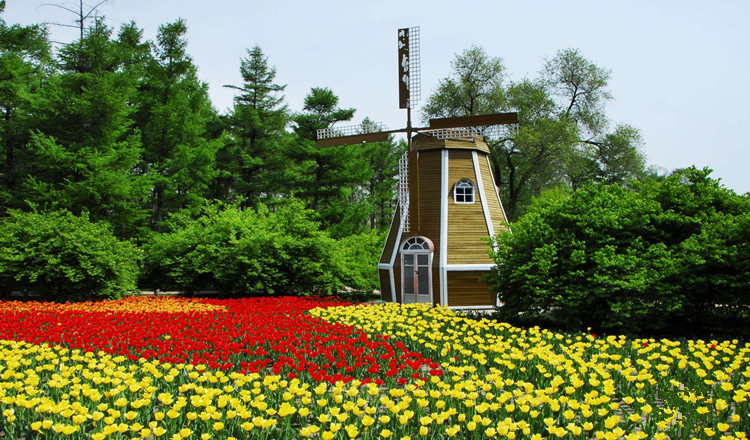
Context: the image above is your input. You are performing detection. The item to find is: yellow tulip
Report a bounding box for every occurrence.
[345,424,359,439]
[442,425,458,437]
[716,399,729,411]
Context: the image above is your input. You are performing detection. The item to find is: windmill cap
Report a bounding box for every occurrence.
[412,133,490,154]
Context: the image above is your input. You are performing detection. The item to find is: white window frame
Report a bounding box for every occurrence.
[453,178,475,204]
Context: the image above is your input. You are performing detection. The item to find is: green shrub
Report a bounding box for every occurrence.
[144,201,345,295]
[489,167,750,335]
[0,210,139,300]
[337,230,385,295]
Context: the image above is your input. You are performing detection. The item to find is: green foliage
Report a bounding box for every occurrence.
[290,88,377,237]
[489,167,750,335]
[0,8,51,213]
[133,19,221,232]
[144,201,345,296]
[216,45,290,207]
[0,210,139,300]
[423,46,647,220]
[21,20,147,238]
[639,167,750,329]
[292,87,356,141]
[336,230,385,294]
[421,45,506,118]
[361,120,404,232]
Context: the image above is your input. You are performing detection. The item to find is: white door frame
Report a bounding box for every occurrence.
[400,236,434,304]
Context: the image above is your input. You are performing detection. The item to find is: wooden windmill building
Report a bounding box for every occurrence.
[378,130,511,308]
[317,27,517,309]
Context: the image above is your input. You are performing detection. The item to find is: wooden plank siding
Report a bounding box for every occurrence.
[393,266,402,304]
[446,150,494,265]
[479,155,510,235]
[413,149,443,256]
[412,148,443,307]
[432,266,441,307]
[382,134,507,307]
[379,201,402,265]
[446,271,496,307]
[378,270,392,302]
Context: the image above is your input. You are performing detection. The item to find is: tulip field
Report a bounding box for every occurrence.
[0,296,747,440]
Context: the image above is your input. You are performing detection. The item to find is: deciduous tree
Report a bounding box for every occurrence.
[423,46,647,220]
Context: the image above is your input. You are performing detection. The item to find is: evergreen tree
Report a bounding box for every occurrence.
[22,19,146,237]
[359,118,403,231]
[133,19,221,232]
[0,1,51,213]
[291,88,377,238]
[217,45,289,206]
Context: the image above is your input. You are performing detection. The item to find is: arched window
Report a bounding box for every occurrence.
[454,179,475,204]
[402,236,433,252]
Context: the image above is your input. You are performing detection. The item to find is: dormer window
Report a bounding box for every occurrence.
[454,179,475,204]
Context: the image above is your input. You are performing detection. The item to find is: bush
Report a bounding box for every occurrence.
[0,210,139,300]
[144,201,345,296]
[337,230,385,295]
[489,167,750,335]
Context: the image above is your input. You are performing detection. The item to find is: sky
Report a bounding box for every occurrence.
[4,0,750,194]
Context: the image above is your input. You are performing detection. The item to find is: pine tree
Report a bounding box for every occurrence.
[366,136,403,232]
[217,45,290,207]
[0,1,51,212]
[290,88,379,237]
[22,19,146,237]
[132,19,221,232]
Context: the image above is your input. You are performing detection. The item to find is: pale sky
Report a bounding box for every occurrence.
[5,0,750,194]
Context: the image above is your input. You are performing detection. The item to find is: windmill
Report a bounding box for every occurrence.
[317,27,518,308]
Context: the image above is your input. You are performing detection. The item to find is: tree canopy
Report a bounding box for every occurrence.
[4,9,724,305]
[488,167,750,335]
[423,46,648,220]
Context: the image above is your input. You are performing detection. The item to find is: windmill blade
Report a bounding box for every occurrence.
[398,27,421,110]
[316,132,390,148]
[428,112,518,129]
[316,122,389,148]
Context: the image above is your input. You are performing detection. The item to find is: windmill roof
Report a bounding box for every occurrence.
[412,133,490,154]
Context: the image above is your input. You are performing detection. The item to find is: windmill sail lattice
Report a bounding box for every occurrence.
[398,27,421,110]
[397,152,410,232]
